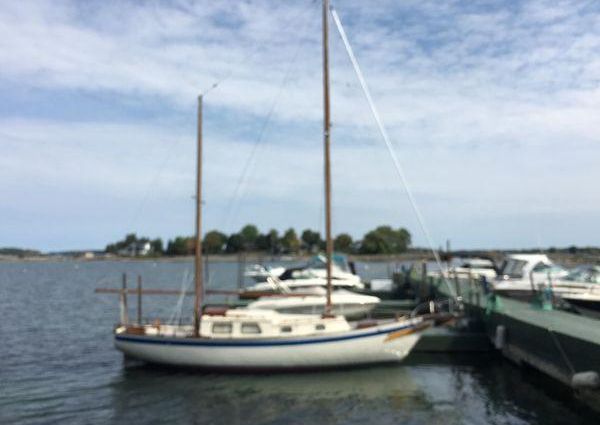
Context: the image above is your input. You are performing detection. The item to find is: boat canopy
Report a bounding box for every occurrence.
[500,254,553,279]
[307,253,351,272]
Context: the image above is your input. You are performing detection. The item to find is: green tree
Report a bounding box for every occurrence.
[255,229,280,253]
[226,233,244,253]
[150,238,164,255]
[360,226,411,254]
[280,228,300,253]
[255,232,270,251]
[203,230,227,254]
[301,229,322,253]
[267,229,280,254]
[166,237,191,256]
[240,224,259,250]
[105,233,139,253]
[334,233,353,253]
[123,233,137,246]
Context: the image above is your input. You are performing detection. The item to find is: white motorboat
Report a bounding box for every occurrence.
[452,258,497,280]
[431,257,498,280]
[247,288,380,319]
[280,254,358,280]
[241,254,364,298]
[553,266,600,317]
[560,291,600,318]
[241,273,364,299]
[244,264,286,282]
[556,265,600,288]
[245,254,361,284]
[112,0,429,370]
[492,254,569,298]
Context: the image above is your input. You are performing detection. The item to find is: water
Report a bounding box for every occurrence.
[0,259,596,424]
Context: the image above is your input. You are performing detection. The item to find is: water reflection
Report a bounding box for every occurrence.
[109,364,426,423]
[106,354,598,425]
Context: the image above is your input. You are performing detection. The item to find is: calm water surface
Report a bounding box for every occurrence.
[0,260,596,424]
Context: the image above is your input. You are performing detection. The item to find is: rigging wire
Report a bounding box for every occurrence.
[330,6,456,298]
[168,268,192,325]
[221,1,320,230]
[124,1,319,235]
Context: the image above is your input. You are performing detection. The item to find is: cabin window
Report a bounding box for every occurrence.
[241,322,261,334]
[212,322,232,334]
[501,260,526,278]
[315,324,326,331]
[280,325,292,333]
[532,262,549,273]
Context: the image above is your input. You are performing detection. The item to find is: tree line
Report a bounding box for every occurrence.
[105,225,411,256]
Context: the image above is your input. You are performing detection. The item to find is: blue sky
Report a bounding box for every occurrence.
[1,0,599,252]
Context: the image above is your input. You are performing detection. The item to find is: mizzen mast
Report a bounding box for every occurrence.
[194,95,204,336]
[322,0,333,315]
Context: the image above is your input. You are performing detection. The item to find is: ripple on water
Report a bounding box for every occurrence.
[0,260,598,425]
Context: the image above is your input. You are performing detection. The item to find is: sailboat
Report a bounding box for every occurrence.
[113,0,429,370]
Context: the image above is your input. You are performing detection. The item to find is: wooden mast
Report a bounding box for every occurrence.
[193,95,204,337]
[322,0,333,315]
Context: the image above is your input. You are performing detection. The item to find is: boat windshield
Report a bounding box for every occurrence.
[532,263,566,275]
[307,254,349,272]
[501,260,527,278]
[564,267,600,284]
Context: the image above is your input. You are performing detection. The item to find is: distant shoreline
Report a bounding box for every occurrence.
[0,252,431,263]
[1,251,597,267]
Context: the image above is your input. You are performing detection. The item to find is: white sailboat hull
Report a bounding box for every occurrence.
[114,319,425,370]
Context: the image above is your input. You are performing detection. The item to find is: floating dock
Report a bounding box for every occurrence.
[413,326,491,352]
[404,270,600,409]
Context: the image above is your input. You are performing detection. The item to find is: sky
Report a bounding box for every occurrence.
[1,0,599,252]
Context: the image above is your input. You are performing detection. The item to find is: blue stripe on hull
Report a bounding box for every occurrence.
[115,322,415,347]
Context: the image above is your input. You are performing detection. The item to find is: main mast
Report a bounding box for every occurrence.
[194,95,204,336]
[322,0,333,314]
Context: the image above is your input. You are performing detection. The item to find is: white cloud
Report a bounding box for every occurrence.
[1,0,600,250]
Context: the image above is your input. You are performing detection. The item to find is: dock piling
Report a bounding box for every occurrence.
[137,275,142,325]
[120,273,129,325]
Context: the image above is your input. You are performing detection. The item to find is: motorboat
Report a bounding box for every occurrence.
[240,254,364,299]
[558,265,600,287]
[245,254,360,284]
[244,264,286,282]
[240,273,364,299]
[432,257,497,280]
[493,259,600,317]
[492,254,569,299]
[554,266,600,317]
[246,288,380,319]
[452,258,497,280]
